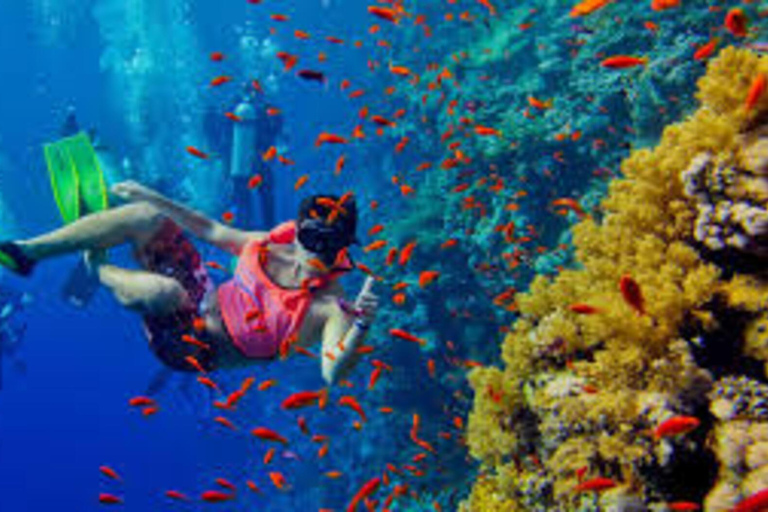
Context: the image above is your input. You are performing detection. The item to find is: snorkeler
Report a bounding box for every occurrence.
[0,182,378,385]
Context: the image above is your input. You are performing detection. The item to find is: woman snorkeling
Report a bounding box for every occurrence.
[0,181,379,385]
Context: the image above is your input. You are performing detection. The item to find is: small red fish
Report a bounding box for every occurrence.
[99,466,121,481]
[693,38,718,61]
[667,502,700,511]
[210,52,225,62]
[568,303,601,315]
[201,490,234,503]
[316,133,349,146]
[619,274,646,316]
[251,426,289,444]
[186,146,209,159]
[368,6,399,24]
[269,471,288,490]
[164,490,189,501]
[98,493,123,505]
[746,74,766,112]
[600,56,648,69]
[339,395,367,422]
[389,328,426,346]
[733,489,768,512]
[128,396,155,407]
[347,477,381,512]
[725,8,748,37]
[654,416,700,439]
[209,75,232,87]
[573,477,617,493]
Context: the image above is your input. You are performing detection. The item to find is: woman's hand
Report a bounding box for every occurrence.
[110,181,161,203]
[353,287,379,327]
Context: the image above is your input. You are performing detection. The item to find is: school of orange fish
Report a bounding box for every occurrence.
[99,0,768,510]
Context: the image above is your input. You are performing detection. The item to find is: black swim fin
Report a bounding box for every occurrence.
[0,242,35,277]
[61,259,100,308]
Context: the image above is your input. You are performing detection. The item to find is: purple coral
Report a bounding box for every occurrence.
[681,150,768,258]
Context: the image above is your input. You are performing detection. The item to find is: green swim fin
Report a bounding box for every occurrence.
[44,132,109,224]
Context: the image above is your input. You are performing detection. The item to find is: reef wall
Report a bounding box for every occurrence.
[462,47,768,511]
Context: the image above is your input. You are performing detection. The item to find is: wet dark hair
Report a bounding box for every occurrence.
[297,194,358,255]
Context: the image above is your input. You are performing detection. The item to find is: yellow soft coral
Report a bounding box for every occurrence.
[464,48,768,511]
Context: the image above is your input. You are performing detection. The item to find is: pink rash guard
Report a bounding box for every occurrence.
[217,221,351,359]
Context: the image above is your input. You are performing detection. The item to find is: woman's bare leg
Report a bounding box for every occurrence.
[18,202,166,262]
[16,201,191,317]
[96,263,191,317]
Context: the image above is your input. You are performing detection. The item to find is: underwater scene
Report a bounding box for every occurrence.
[0,0,767,511]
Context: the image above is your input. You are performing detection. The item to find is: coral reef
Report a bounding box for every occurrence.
[462,48,768,511]
[706,376,768,511]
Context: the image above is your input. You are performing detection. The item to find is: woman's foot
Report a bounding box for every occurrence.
[0,242,35,277]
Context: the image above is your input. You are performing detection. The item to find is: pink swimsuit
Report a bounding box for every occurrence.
[218,221,351,359]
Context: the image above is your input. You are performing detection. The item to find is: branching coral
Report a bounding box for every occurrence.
[463,48,768,511]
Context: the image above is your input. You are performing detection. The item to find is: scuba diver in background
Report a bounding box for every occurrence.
[0,183,379,386]
[0,286,31,390]
[205,85,283,229]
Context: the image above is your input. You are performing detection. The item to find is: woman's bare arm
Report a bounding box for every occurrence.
[321,277,378,385]
[111,181,265,255]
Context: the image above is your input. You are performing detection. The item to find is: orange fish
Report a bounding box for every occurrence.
[418,270,440,288]
[214,416,236,430]
[570,0,613,17]
[276,52,299,71]
[224,112,242,122]
[619,274,646,316]
[263,146,277,162]
[210,52,225,62]
[573,477,617,493]
[654,416,700,439]
[338,395,367,422]
[164,490,189,501]
[269,471,288,490]
[98,493,123,505]
[389,328,426,346]
[746,74,766,112]
[651,0,680,11]
[528,96,553,109]
[600,56,648,69]
[334,155,346,176]
[251,427,289,444]
[201,490,234,502]
[210,75,232,87]
[474,125,501,136]
[476,0,497,16]
[186,146,209,159]
[128,396,155,407]
[99,466,121,481]
[281,390,327,410]
[258,379,277,391]
[316,133,348,146]
[568,303,601,315]
[399,241,417,265]
[693,38,718,61]
[364,240,387,253]
[294,174,309,191]
[325,471,343,479]
[347,477,381,512]
[667,503,700,511]
[248,174,263,189]
[725,8,748,37]
[368,6,399,24]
